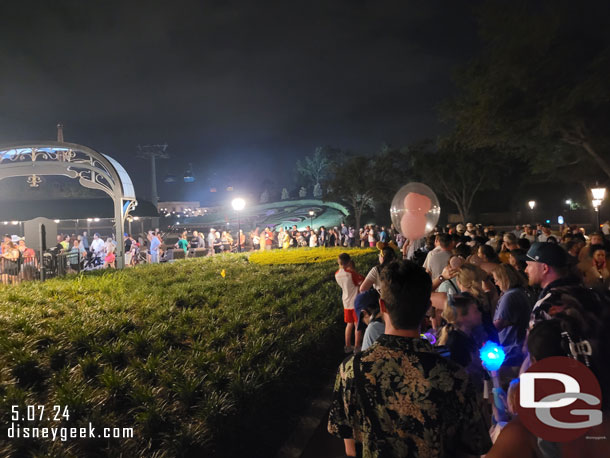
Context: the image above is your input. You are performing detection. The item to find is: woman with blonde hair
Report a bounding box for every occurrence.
[456,263,499,345]
[456,264,487,306]
[491,263,532,367]
[103,242,116,269]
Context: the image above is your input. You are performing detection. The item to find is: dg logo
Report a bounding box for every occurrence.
[517,356,603,442]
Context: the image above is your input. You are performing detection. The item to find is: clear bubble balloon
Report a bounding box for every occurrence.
[390,182,440,241]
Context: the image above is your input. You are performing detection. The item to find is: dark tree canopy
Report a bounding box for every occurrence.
[410,140,505,222]
[325,155,385,234]
[445,0,610,184]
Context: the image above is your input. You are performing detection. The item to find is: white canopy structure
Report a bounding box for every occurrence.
[0,141,137,268]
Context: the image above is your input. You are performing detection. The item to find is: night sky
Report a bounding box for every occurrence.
[0,1,479,203]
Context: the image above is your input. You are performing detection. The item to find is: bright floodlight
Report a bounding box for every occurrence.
[54,219,60,223]
[94,218,100,222]
[308,210,315,216]
[232,198,246,211]
[565,199,572,205]
[591,187,607,200]
[593,199,602,209]
[528,200,536,210]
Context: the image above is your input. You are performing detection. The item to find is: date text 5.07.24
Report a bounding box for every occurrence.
[11,405,70,422]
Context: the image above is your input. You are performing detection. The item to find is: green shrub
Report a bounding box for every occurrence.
[0,252,376,457]
[249,246,376,265]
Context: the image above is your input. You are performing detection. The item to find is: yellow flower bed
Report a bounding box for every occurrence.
[249,247,376,265]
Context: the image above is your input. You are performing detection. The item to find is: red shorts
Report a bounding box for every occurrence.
[343,308,358,323]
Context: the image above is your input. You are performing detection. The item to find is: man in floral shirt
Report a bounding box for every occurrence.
[328,260,492,457]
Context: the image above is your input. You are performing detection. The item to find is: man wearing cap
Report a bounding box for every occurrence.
[525,242,602,329]
[520,225,537,243]
[537,223,554,243]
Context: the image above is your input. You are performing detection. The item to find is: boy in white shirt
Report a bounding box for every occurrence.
[335,253,364,353]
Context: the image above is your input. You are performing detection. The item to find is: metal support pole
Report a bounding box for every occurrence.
[596,208,601,231]
[114,198,125,269]
[151,156,158,208]
[39,223,45,282]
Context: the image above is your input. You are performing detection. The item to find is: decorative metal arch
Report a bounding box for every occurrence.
[0,141,137,268]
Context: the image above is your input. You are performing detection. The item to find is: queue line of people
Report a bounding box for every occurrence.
[331,225,610,457]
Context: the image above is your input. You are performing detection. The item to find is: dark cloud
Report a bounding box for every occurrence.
[0,0,479,202]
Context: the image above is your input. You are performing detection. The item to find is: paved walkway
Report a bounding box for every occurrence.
[300,408,345,458]
[276,375,347,458]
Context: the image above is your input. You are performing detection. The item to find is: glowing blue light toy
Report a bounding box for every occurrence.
[479,341,505,372]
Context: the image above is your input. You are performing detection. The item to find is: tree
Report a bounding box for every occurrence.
[260,190,269,203]
[313,183,322,198]
[326,155,385,237]
[445,1,610,183]
[296,147,333,188]
[298,187,307,198]
[281,188,289,200]
[410,140,505,222]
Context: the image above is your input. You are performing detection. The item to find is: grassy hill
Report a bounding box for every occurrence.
[0,250,376,457]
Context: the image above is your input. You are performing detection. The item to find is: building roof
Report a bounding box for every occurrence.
[0,198,158,221]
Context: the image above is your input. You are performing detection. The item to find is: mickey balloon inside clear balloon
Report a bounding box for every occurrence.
[390,182,440,241]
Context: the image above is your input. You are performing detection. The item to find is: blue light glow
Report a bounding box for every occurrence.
[479,341,505,371]
[421,332,437,345]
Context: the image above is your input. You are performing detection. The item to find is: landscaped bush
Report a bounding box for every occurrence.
[249,246,376,265]
[0,252,376,457]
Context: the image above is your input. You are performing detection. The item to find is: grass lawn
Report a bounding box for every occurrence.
[0,250,376,457]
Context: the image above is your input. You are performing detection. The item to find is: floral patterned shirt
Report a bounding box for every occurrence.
[328,335,492,457]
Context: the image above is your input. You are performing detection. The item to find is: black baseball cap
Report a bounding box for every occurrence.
[526,242,567,268]
[354,289,380,331]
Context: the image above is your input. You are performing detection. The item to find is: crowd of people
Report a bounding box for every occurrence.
[161,223,386,255]
[331,222,610,457]
[0,230,163,282]
[246,223,392,250]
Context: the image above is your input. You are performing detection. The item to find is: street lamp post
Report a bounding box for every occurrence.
[232,198,246,252]
[591,187,606,230]
[527,200,536,224]
[308,210,315,229]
